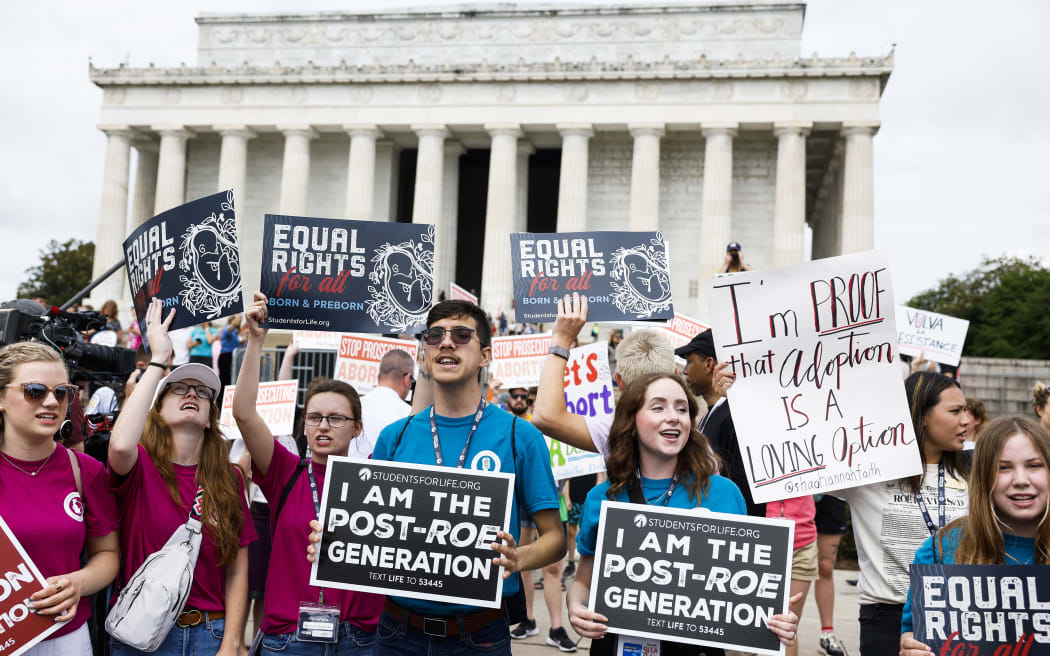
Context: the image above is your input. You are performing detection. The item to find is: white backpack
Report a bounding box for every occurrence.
[105,488,204,652]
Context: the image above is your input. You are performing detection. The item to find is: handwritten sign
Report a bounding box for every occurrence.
[704,251,921,503]
[292,330,347,351]
[660,313,711,350]
[511,232,674,323]
[895,306,970,367]
[125,190,243,333]
[0,515,63,655]
[490,333,552,388]
[334,334,419,394]
[563,342,616,428]
[261,215,434,334]
[219,379,298,441]
[450,282,478,304]
[546,436,605,480]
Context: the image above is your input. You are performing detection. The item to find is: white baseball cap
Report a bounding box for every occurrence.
[151,363,222,409]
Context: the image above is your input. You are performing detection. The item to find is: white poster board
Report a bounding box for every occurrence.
[334,333,419,394]
[490,333,552,388]
[552,341,612,478]
[450,282,479,304]
[660,312,711,350]
[220,379,298,441]
[704,250,921,503]
[293,330,348,351]
[895,306,969,367]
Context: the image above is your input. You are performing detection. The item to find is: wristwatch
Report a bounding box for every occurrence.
[547,345,571,360]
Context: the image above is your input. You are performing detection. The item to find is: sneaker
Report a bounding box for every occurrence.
[547,627,577,652]
[562,560,577,578]
[819,632,849,656]
[511,619,539,639]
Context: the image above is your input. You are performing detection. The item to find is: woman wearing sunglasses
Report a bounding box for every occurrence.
[0,341,120,655]
[108,299,255,656]
[232,293,383,655]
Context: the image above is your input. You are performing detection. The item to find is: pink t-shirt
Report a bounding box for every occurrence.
[767,495,817,550]
[110,445,256,611]
[0,445,119,638]
[252,445,384,635]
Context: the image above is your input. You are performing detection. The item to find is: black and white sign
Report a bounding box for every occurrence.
[910,564,1050,654]
[511,231,674,323]
[310,458,514,608]
[590,502,794,655]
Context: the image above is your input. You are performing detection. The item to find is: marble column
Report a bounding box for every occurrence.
[344,124,381,220]
[152,125,192,214]
[216,126,255,207]
[515,141,534,233]
[480,124,521,317]
[130,139,158,228]
[411,125,448,281]
[556,124,593,233]
[439,142,465,296]
[697,124,737,315]
[840,122,879,254]
[374,140,400,221]
[277,125,317,215]
[92,125,133,304]
[628,124,664,231]
[772,122,811,266]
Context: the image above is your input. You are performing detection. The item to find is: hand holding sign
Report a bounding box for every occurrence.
[143,299,176,361]
[489,531,520,579]
[29,575,79,622]
[244,292,269,340]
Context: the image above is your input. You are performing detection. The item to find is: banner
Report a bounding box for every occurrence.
[895,306,970,367]
[261,215,434,334]
[661,312,711,350]
[910,564,1050,653]
[0,515,63,655]
[490,333,552,388]
[450,282,478,304]
[704,251,921,503]
[219,379,298,441]
[511,232,674,323]
[545,436,606,480]
[293,330,347,351]
[310,458,514,608]
[125,190,243,333]
[590,502,793,655]
[334,334,419,394]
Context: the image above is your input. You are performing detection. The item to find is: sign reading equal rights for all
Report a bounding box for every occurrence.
[310,458,513,608]
[334,334,419,395]
[219,379,297,441]
[590,503,794,655]
[704,250,921,504]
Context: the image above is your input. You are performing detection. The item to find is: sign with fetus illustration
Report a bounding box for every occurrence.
[260,214,434,335]
[511,231,674,323]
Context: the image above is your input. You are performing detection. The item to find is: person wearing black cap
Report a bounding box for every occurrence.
[719,241,751,274]
[676,329,765,517]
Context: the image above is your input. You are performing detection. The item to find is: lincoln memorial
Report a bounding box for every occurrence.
[88,1,891,320]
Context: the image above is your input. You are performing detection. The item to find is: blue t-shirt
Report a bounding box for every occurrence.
[220,326,240,353]
[189,326,215,357]
[577,474,747,557]
[900,528,1037,633]
[372,403,559,615]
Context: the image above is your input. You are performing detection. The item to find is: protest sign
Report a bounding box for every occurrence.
[292,330,347,351]
[704,250,921,503]
[545,436,605,480]
[543,341,613,479]
[490,333,552,388]
[910,564,1050,654]
[310,458,514,607]
[511,232,674,323]
[0,515,63,655]
[450,282,478,304]
[125,190,243,333]
[660,312,711,350]
[219,379,297,441]
[334,333,419,394]
[590,502,793,655]
[896,306,970,367]
[261,215,434,334]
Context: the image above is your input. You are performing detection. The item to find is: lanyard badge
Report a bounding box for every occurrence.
[617,635,660,656]
[430,399,487,468]
[297,462,340,643]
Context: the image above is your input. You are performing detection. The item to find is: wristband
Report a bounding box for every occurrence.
[547,345,571,360]
[147,362,166,370]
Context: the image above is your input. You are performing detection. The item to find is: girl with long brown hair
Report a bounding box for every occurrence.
[900,415,1049,654]
[566,373,800,656]
[108,299,255,655]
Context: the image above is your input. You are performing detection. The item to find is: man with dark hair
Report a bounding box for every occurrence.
[353,348,415,458]
[505,387,529,418]
[371,300,565,655]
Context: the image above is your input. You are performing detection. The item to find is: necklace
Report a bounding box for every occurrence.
[0,447,56,477]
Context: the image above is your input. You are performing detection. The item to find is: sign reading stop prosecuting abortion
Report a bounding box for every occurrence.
[310,458,514,608]
[334,334,419,395]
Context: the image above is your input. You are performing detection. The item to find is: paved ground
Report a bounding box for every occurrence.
[510,568,861,656]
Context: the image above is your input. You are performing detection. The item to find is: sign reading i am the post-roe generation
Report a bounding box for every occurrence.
[261,215,434,334]
[590,503,794,656]
[511,232,674,323]
[310,458,514,608]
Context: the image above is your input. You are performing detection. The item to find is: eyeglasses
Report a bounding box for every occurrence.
[423,326,477,346]
[166,382,216,401]
[7,383,79,404]
[509,393,529,401]
[304,413,356,428]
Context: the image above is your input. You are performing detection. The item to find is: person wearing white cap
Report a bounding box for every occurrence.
[108,298,256,656]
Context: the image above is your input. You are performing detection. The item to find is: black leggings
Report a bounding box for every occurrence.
[858,603,903,655]
[590,635,725,656]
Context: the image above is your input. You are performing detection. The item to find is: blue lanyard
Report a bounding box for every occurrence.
[914,463,946,536]
[635,470,679,506]
[429,399,487,468]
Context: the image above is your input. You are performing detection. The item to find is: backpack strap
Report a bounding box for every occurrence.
[390,414,415,460]
[66,448,83,502]
[273,459,309,526]
[626,476,647,505]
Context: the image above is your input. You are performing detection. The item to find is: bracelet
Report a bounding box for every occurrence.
[547,345,571,360]
[147,362,166,370]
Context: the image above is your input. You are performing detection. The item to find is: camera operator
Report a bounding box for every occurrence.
[718,241,752,274]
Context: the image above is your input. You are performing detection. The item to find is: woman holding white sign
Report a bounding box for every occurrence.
[567,373,801,655]
[234,292,384,655]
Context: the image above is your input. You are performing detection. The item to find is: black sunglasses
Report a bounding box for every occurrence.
[423,326,477,346]
[509,392,529,400]
[7,383,79,404]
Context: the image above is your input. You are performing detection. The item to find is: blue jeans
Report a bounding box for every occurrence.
[260,622,376,656]
[110,617,225,656]
[373,611,510,656]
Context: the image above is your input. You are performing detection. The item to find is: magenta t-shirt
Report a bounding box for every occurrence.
[252,445,384,635]
[0,445,119,638]
[110,445,256,611]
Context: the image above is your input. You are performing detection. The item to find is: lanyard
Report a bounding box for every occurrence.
[634,470,679,507]
[430,399,487,468]
[914,462,947,536]
[307,462,327,605]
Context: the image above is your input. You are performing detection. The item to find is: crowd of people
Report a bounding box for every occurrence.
[1,288,1047,656]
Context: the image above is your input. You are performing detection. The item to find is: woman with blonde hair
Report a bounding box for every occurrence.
[108,299,255,655]
[1033,382,1050,434]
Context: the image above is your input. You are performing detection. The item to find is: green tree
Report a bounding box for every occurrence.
[16,239,95,306]
[908,255,1050,360]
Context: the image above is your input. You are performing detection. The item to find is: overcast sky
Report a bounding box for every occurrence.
[1,0,1047,307]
